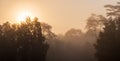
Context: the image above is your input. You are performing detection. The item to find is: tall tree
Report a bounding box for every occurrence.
[41,22,56,39]
[95,2,120,61]
[0,17,49,61]
[85,14,106,38]
[104,2,120,17]
[86,14,106,31]
[0,22,17,61]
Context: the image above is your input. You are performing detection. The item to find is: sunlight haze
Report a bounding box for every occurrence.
[0,0,119,34]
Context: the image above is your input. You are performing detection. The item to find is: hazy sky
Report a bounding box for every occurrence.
[0,0,119,34]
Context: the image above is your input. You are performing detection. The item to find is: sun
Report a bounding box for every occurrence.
[16,11,33,23]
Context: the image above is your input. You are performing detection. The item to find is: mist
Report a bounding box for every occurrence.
[45,28,98,61]
[0,0,120,61]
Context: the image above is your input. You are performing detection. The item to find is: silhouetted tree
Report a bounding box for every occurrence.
[86,14,106,31]
[0,17,49,61]
[0,22,17,61]
[95,2,120,61]
[86,14,106,37]
[41,22,56,39]
[104,2,120,17]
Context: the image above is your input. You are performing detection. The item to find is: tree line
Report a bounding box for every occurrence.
[0,17,49,61]
[0,1,120,61]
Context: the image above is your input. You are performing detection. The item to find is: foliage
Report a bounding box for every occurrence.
[41,22,56,39]
[104,2,120,17]
[0,17,49,61]
[65,28,82,37]
[95,2,120,61]
[85,14,106,31]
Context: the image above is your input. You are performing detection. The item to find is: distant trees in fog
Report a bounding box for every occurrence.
[0,2,120,61]
[46,2,120,61]
[85,14,106,31]
[46,27,97,61]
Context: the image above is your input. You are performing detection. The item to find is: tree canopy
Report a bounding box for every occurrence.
[95,2,120,61]
[0,17,49,61]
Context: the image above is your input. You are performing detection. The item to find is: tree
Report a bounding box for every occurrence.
[41,22,56,39]
[86,14,106,30]
[0,22,17,61]
[65,28,82,37]
[0,17,49,61]
[104,2,120,17]
[85,14,106,37]
[95,2,120,61]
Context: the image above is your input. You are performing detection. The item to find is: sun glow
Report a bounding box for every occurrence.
[16,11,33,23]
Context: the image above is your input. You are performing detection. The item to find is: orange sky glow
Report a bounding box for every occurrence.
[0,0,119,34]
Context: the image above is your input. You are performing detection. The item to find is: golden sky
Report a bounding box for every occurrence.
[0,0,119,34]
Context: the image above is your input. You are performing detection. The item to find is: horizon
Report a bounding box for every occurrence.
[0,0,120,61]
[0,0,119,34]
